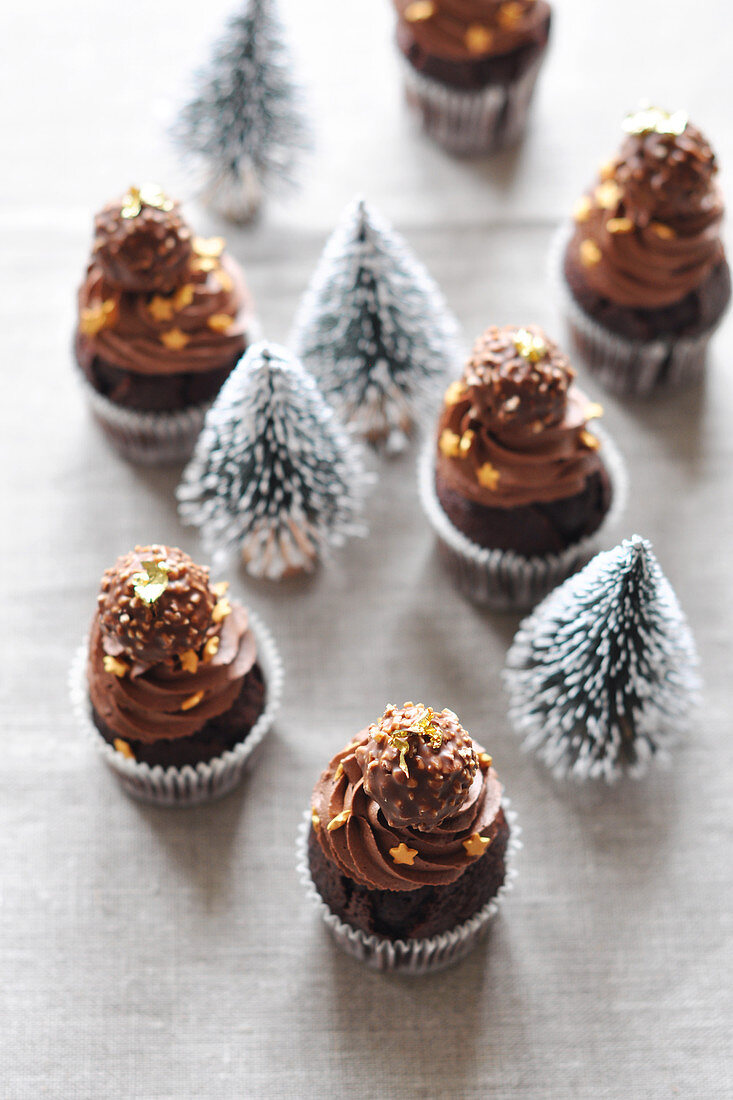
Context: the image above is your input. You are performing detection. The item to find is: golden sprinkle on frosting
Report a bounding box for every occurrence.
[404,0,435,21]
[584,402,604,422]
[202,635,220,663]
[389,843,418,866]
[650,222,677,240]
[498,1,524,28]
[113,738,135,760]
[147,296,175,323]
[311,809,320,831]
[193,235,225,259]
[459,430,475,456]
[179,649,199,674]
[439,429,462,458]
[207,313,234,333]
[476,462,500,490]
[579,429,600,451]
[159,327,190,350]
[212,598,231,624]
[326,809,351,832]
[478,752,493,769]
[595,180,623,210]
[463,833,491,858]
[464,24,494,54]
[580,239,602,267]
[444,380,467,407]
[573,196,593,224]
[181,690,205,711]
[173,284,195,310]
[606,217,634,234]
[79,298,117,336]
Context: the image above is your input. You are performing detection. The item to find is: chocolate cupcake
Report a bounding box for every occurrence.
[393,0,551,155]
[418,324,626,609]
[559,106,731,394]
[74,184,257,463]
[299,702,518,972]
[71,544,282,805]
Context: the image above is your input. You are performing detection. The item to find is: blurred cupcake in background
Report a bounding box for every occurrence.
[419,324,626,609]
[74,184,257,463]
[559,105,731,395]
[393,0,551,155]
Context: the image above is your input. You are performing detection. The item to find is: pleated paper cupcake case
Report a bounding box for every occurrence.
[69,610,283,807]
[296,802,521,974]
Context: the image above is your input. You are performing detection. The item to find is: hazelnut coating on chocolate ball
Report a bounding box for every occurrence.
[97,545,216,663]
[463,325,574,431]
[92,185,193,294]
[355,703,479,830]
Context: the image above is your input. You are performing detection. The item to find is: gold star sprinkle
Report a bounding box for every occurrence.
[404,0,435,20]
[389,843,418,866]
[326,810,351,832]
[579,429,600,451]
[202,635,220,663]
[478,752,493,770]
[439,429,462,458]
[606,217,634,234]
[622,104,688,138]
[584,402,604,421]
[103,655,128,678]
[179,649,199,674]
[147,295,175,323]
[207,313,234,333]
[463,833,491,858]
[444,380,467,406]
[212,581,229,597]
[580,239,602,267]
[513,328,548,363]
[465,24,494,53]
[573,196,593,223]
[113,739,135,760]
[212,597,231,623]
[459,430,475,455]
[173,284,195,310]
[181,690,204,711]
[79,298,118,336]
[131,560,170,605]
[311,809,321,831]
[160,327,190,350]
[476,462,500,490]
[595,180,622,210]
[191,257,218,274]
[650,222,676,240]
[498,1,524,28]
[193,236,225,259]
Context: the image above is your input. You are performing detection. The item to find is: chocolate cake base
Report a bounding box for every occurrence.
[91,663,266,768]
[75,333,244,412]
[396,17,550,91]
[563,250,731,344]
[308,810,509,941]
[435,468,612,557]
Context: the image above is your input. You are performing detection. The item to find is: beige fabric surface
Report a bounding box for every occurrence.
[1,1,731,1097]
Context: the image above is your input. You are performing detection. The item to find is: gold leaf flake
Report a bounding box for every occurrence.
[193,235,225,259]
[513,328,548,363]
[131,559,170,605]
[212,581,229,597]
[583,402,604,422]
[202,635,220,663]
[389,843,418,866]
[179,649,199,674]
[622,104,688,138]
[103,655,128,678]
[212,598,231,624]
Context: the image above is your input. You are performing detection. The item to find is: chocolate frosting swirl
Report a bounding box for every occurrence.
[312,738,502,892]
[87,602,258,745]
[568,112,726,309]
[394,0,551,59]
[436,325,604,509]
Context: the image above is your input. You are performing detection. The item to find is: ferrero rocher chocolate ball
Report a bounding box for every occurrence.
[92,185,193,293]
[355,703,479,830]
[464,325,574,430]
[97,544,216,664]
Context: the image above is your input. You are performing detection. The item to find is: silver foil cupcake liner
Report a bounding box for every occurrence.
[69,610,283,807]
[296,802,520,974]
[551,225,724,396]
[78,371,211,466]
[417,426,628,611]
[401,53,545,157]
